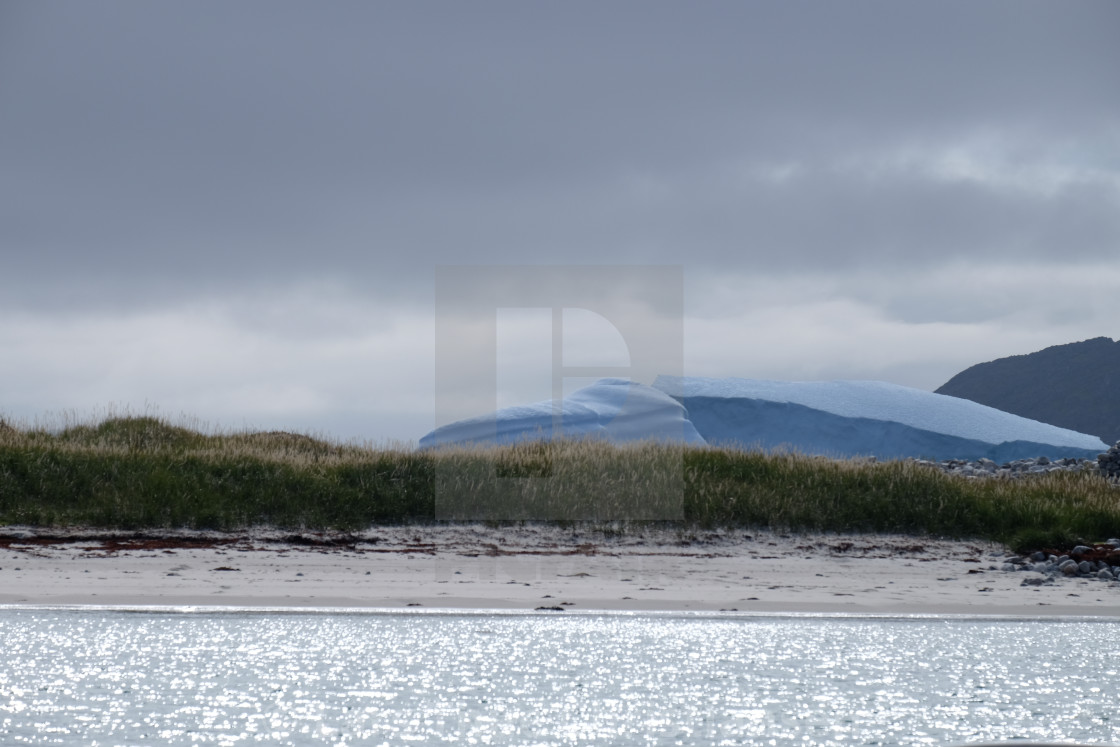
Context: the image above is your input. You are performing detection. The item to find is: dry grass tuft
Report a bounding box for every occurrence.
[1,413,1117,543]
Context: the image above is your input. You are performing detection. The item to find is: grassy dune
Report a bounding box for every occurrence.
[0,415,1117,550]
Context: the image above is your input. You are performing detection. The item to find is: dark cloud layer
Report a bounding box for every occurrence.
[3,1,1118,309]
[2,2,1118,439]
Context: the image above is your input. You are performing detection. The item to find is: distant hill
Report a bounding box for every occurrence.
[935,337,1120,448]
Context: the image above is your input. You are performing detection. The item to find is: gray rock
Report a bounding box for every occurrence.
[1021,576,1050,586]
[1029,551,1048,562]
[1099,442,1120,481]
[1078,561,1094,575]
[1071,545,1093,555]
[1059,560,1080,575]
[1097,568,1115,580]
[909,453,1118,481]
[1107,539,1120,548]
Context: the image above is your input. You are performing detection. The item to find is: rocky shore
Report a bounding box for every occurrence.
[998,540,1120,585]
[907,440,1120,482]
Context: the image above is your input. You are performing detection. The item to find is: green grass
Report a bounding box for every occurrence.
[0,414,1117,548]
[0,416,432,529]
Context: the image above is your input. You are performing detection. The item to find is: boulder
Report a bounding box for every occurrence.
[1097,442,1120,482]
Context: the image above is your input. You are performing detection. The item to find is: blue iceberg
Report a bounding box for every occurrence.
[419,378,705,449]
[652,376,1109,461]
[419,375,1108,461]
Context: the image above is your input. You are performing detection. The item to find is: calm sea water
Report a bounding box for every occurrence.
[0,608,1117,746]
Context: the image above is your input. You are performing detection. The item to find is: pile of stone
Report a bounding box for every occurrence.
[907,455,1099,479]
[1098,442,1120,483]
[999,540,1120,585]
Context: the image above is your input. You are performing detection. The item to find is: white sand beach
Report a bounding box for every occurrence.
[2,525,1118,616]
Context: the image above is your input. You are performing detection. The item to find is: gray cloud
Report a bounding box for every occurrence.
[4,4,1118,283]
[2,1,1118,437]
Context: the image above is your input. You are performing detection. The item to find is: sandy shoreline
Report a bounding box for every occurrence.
[2,525,1118,617]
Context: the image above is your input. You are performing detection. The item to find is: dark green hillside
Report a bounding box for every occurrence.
[936,337,1120,447]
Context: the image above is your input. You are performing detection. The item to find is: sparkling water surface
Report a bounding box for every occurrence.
[1,609,1117,746]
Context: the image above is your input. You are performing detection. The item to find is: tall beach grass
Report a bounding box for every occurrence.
[0,413,1116,548]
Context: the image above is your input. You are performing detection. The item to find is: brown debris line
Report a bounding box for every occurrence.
[0,536,71,550]
[622,551,725,558]
[453,547,725,559]
[829,541,928,556]
[0,530,974,562]
[0,532,446,556]
[266,534,363,549]
[473,542,605,558]
[361,545,439,555]
[251,534,444,555]
[84,537,244,555]
[0,535,245,554]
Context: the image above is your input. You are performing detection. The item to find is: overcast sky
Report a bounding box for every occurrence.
[2,1,1118,443]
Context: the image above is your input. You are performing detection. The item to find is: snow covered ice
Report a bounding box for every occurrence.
[420,376,1109,461]
[419,378,705,449]
[654,376,1108,461]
